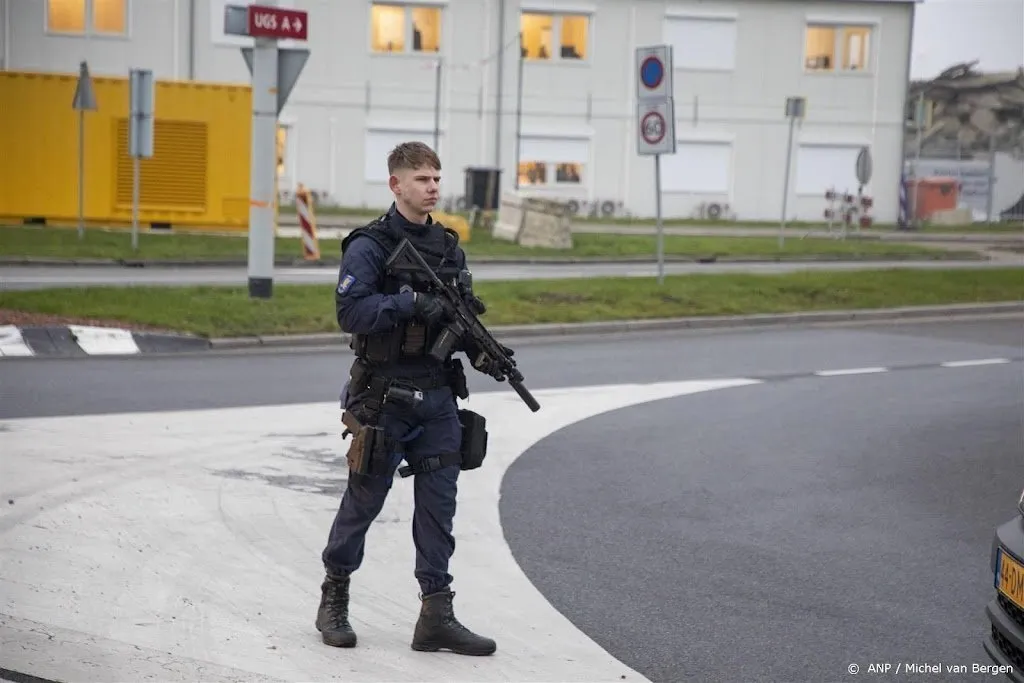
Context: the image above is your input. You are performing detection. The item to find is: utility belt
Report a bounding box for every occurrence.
[341,408,488,479]
[339,357,483,478]
[346,356,468,407]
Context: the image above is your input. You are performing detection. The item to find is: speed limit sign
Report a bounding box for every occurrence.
[641,112,666,145]
[637,99,675,156]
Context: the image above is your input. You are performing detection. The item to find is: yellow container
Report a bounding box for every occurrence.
[433,211,471,243]
[0,69,252,231]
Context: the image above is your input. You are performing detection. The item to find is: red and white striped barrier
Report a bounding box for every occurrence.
[295,183,320,261]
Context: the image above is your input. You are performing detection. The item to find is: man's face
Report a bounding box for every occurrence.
[390,164,440,215]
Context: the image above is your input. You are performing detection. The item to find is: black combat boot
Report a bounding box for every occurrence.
[410,587,496,656]
[315,573,357,647]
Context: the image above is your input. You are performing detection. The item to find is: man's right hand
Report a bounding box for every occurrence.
[412,292,446,325]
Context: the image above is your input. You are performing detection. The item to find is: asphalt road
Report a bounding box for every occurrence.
[0,259,1017,290]
[500,360,1023,682]
[0,316,1019,419]
[3,317,1022,683]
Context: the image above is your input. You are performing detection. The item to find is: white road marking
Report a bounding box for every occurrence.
[67,325,140,355]
[813,366,890,377]
[0,378,761,683]
[940,358,1012,368]
[0,325,34,356]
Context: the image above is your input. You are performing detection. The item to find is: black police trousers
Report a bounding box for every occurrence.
[321,384,462,596]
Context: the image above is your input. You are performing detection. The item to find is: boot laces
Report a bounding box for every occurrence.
[430,591,471,632]
[323,579,350,621]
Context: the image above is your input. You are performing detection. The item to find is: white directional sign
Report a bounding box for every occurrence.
[637,98,675,156]
[635,45,673,101]
[241,47,310,115]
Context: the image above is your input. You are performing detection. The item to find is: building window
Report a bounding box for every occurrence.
[517,161,583,186]
[805,24,872,72]
[521,12,588,61]
[519,162,547,186]
[664,16,736,71]
[516,137,588,186]
[795,144,864,195]
[47,0,127,35]
[371,3,442,54]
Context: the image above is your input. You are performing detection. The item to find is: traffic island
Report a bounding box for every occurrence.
[1,268,1021,357]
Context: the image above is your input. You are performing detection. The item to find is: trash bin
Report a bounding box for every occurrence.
[464,167,502,211]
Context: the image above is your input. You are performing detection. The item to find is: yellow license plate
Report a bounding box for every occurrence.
[998,549,1024,610]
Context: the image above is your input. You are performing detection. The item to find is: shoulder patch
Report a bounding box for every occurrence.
[337,273,356,295]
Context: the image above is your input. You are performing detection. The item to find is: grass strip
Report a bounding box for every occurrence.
[1,268,1020,339]
[0,225,975,261]
[279,204,1024,234]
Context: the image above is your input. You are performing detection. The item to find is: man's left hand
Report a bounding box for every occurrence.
[471,344,514,380]
[464,293,487,315]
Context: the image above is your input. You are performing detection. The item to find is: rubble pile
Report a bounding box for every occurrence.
[908,61,1024,158]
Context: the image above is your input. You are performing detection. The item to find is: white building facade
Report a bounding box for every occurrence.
[1,0,917,223]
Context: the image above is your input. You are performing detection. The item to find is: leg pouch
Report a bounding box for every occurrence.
[457,409,488,471]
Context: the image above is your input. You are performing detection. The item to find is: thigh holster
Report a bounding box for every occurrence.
[340,410,393,476]
[395,409,489,478]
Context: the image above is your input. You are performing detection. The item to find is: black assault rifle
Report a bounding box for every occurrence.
[384,237,541,413]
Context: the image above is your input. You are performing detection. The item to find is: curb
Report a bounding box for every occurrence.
[0,324,210,358]
[0,252,988,268]
[4,302,1022,359]
[206,301,1024,349]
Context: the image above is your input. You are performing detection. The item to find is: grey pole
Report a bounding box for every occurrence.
[132,154,140,251]
[78,109,86,240]
[514,32,523,189]
[779,113,795,248]
[986,133,997,223]
[247,35,279,299]
[433,58,441,152]
[494,0,505,168]
[655,153,664,285]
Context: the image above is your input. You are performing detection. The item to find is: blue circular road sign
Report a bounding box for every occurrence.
[640,56,664,90]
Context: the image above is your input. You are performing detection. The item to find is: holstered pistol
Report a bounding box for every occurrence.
[341,410,377,475]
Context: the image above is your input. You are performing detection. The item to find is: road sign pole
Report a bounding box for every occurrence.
[780,96,806,249]
[72,61,98,241]
[635,45,675,285]
[226,2,310,299]
[78,108,86,241]
[780,114,795,249]
[132,155,141,250]
[655,153,664,285]
[128,68,154,253]
[248,36,279,299]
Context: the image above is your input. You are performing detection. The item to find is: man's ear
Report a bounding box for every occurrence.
[388,174,400,194]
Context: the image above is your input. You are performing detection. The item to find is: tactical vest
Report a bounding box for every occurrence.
[342,210,463,368]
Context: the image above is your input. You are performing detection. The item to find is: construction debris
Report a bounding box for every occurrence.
[907,61,1024,158]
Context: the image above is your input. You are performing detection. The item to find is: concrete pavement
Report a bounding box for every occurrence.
[1,379,755,682]
[1,258,1019,291]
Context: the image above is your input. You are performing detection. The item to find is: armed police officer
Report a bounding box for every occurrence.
[316,141,505,657]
